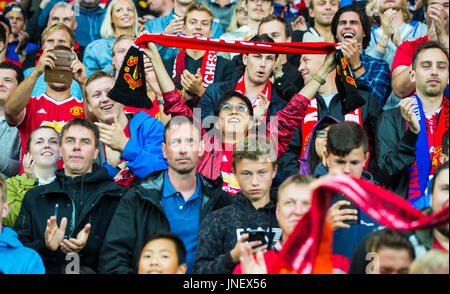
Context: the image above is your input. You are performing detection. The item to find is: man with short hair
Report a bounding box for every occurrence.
[14,118,128,273]
[376,41,449,208]
[0,175,45,274]
[85,70,168,188]
[391,0,449,99]
[5,23,87,173]
[301,0,340,43]
[331,3,391,107]
[0,61,23,179]
[3,2,39,64]
[162,2,235,106]
[144,0,224,61]
[99,115,232,274]
[193,136,283,274]
[258,14,304,101]
[198,0,239,31]
[278,50,381,180]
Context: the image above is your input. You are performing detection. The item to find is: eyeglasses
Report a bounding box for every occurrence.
[220,103,248,113]
[315,130,328,138]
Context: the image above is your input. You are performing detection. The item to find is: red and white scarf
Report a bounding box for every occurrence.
[234,75,272,122]
[172,48,217,89]
[300,97,363,158]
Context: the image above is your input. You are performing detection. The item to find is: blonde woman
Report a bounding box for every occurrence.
[83,0,139,77]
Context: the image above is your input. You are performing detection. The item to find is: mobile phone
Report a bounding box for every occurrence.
[44,48,76,85]
[335,193,359,225]
[247,230,267,245]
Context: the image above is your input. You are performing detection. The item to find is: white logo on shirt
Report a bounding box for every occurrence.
[37,108,47,114]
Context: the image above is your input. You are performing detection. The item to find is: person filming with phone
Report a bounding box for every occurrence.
[4,23,86,173]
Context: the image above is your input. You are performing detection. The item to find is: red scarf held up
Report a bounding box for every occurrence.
[172,48,218,89]
[134,34,337,55]
[272,174,450,274]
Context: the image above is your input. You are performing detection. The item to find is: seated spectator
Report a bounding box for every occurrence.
[233,174,314,274]
[84,70,168,188]
[331,3,391,107]
[199,0,239,31]
[109,34,170,123]
[162,2,235,108]
[146,40,330,192]
[0,18,19,66]
[258,15,305,102]
[0,61,22,179]
[138,0,173,24]
[391,0,449,99]
[22,23,84,100]
[193,135,283,274]
[323,122,382,273]
[99,115,232,274]
[5,26,87,173]
[277,51,381,180]
[14,118,128,274]
[83,0,139,77]
[3,2,39,64]
[144,0,224,61]
[2,126,60,228]
[409,249,449,274]
[365,0,428,109]
[273,0,303,22]
[365,229,415,274]
[22,1,85,71]
[138,232,187,274]
[38,0,106,48]
[0,176,45,274]
[376,41,448,207]
[198,34,288,124]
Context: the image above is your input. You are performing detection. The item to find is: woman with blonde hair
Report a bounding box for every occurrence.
[83,0,139,77]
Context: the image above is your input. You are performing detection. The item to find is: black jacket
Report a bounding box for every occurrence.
[14,164,128,274]
[374,107,421,199]
[197,79,287,131]
[193,192,282,274]
[98,170,232,274]
[278,90,382,180]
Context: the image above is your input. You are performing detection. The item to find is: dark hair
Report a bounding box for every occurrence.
[164,115,202,143]
[326,122,368,157]
[143,232,187,265]
[26,126,61,153]
[430,161,449,195]
[366,229,415,261]
[307,116,340,174]
[247,34,278,59]
[442,129,449,157]
[258,14,292,39]
[331,4,371,49]
[0,61,24,83]
[214,90,254,117]
[60,118,100,149]
[0,15,12,33]
[0,23,6,44]
[412,41,449,70]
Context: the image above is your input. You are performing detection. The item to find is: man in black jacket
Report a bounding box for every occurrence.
[376,41,449,204]
[193,135,282,274]
[14,118,128,274]
[99,115,232,274]
[278,51,382,180]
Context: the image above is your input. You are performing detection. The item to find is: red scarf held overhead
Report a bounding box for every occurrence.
[272,174,450,274]
[234,75,272,122]
[172,48,218,89]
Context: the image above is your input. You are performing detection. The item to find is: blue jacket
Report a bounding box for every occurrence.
[83,38,116,77]
[101,111,168,180]
[0,227,45,274]
[144,9,224,60]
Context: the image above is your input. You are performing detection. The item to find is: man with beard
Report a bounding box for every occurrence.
[4,23,86,173]
[376,41,449,207]
[99,115,232,274]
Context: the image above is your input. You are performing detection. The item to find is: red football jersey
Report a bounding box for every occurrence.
[17,94,85,173]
